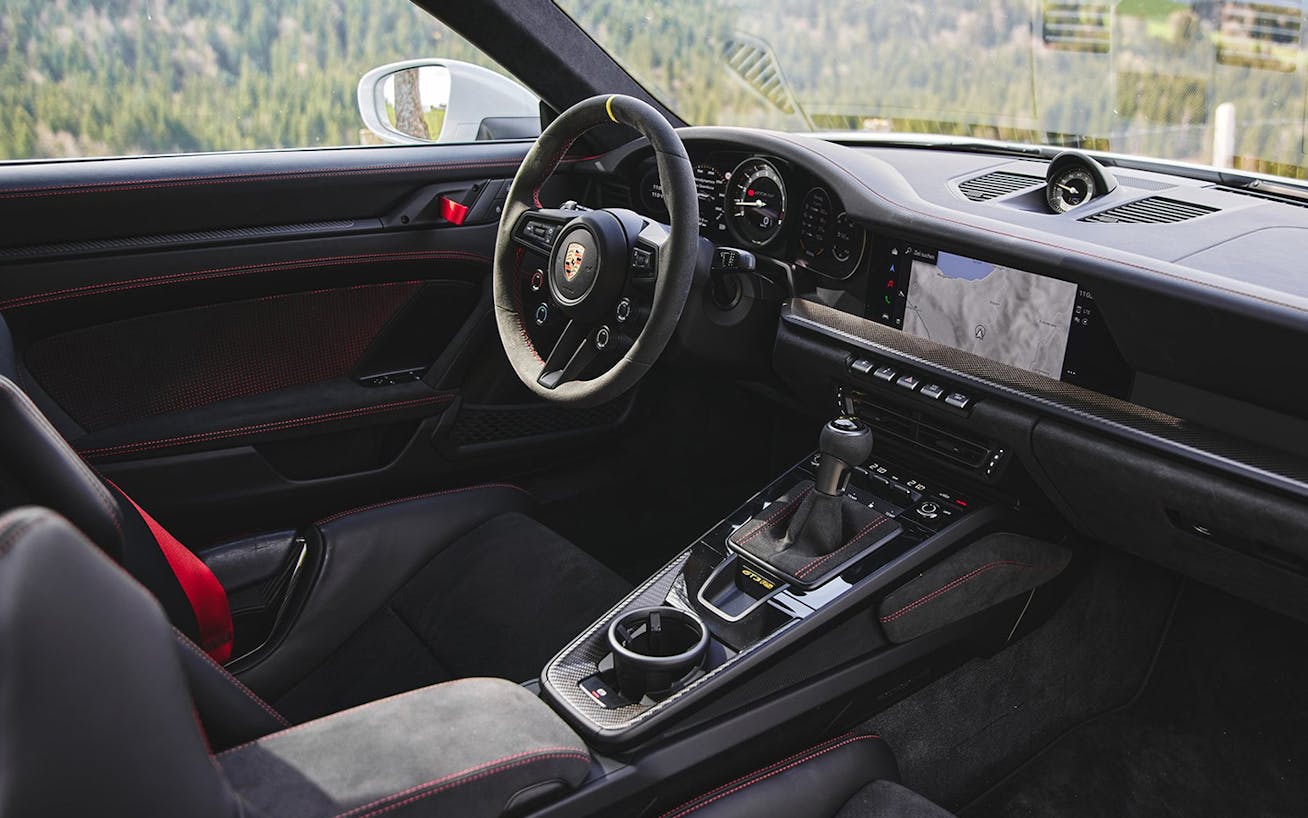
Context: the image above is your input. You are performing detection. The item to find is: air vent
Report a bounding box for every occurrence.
[958,171,1043,201]
[1081,197,1218,224]
[1042,0,1112,53]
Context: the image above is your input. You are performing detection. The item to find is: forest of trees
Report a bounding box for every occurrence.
[2,0,1307,178]
[0,0,500,158]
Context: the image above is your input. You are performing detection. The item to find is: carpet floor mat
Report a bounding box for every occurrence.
[963,582,1308,818]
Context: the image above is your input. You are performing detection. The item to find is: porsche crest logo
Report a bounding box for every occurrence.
[563,242,586,281]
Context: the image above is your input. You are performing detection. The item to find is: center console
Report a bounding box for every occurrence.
[541,414,1010,746]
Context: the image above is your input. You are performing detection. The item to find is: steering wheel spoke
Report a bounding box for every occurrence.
[629,218,671,284]
[538,319,603,389]
[511,207,575,256]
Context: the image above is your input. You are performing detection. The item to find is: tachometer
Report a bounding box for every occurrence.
[727,157,786,246]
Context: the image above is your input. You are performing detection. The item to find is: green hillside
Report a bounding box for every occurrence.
[2,0,1306,177]
[0,0,499,158]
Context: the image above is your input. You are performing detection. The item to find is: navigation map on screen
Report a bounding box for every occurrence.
[902,250,1078,379]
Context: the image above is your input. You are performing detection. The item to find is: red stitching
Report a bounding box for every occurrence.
[509,248,544,364]
[730,486,813,548]
[173,627,289,728]
[0,250,489,311]
[217,678,480,757]
[333,749,590,818]
[0,155,602,201]
[658,734,882,818]
[879,560,1034,624]
[78,394,452,460]
[316,483,532,526]
[532,136,580,208]
[795,516,893,579]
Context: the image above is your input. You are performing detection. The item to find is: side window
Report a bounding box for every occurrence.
[0,0,538,161]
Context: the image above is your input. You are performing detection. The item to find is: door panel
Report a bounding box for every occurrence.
[0,142,625,544]
[26,279,429,431]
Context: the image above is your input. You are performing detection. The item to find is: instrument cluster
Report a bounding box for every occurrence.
[632,150,868,279]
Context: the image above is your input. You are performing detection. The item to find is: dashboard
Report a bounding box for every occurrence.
[585,126,1308,628]
[630,150,870,280]
[579,125,1308,627]
[625,145,1132,400]
[596,129,1308,490]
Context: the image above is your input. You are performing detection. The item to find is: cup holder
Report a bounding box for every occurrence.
[607,606,710,702]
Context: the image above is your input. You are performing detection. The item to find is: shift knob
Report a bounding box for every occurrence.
[815,417,874,496]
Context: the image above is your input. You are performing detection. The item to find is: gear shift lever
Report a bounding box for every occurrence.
[725,415,901,589]
[814,417,874,496]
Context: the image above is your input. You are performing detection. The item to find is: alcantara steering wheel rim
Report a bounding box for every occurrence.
[491,94,699,406]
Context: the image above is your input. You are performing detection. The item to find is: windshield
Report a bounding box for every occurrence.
[555,0,1308,181]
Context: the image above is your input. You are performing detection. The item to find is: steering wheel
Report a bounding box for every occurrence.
[493,94,699,406]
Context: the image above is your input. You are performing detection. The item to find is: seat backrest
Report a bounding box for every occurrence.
[0,373,234,647]
[0,300,239,658]
[0,506,241,817]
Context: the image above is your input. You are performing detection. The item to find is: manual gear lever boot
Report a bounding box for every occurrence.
[727,418,901,589]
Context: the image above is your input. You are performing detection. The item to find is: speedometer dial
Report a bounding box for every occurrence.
[727,157,786,246]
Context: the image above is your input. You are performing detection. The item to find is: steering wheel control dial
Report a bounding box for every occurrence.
[727,157,787,246]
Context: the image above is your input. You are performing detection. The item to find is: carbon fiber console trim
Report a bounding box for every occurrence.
[784,298,1308,499]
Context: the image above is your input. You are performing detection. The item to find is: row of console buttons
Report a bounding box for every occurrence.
[850,357,973,411]
[811,450,974,530]
[858,461,971,529]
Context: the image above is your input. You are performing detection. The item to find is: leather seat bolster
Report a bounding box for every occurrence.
[233,484,535,699]
[0,508,239,818]
[217,677,590,818]
[659,733,900,818]
[0,377,125,556]
[175,627,290,751]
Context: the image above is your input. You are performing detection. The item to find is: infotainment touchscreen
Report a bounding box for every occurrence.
[867,244,1133,398]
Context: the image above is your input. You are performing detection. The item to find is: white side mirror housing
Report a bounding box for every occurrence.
[357,59,540,145]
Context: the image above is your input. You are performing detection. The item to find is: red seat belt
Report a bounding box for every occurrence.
[118,493,234,663]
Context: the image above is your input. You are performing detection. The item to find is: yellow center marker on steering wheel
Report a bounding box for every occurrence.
[605,95,618,123]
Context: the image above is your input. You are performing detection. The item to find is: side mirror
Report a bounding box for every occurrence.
[357,59,541,145]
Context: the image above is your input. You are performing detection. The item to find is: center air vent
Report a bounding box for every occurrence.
[1081,197,1218,224]
[958,171,1043,201]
